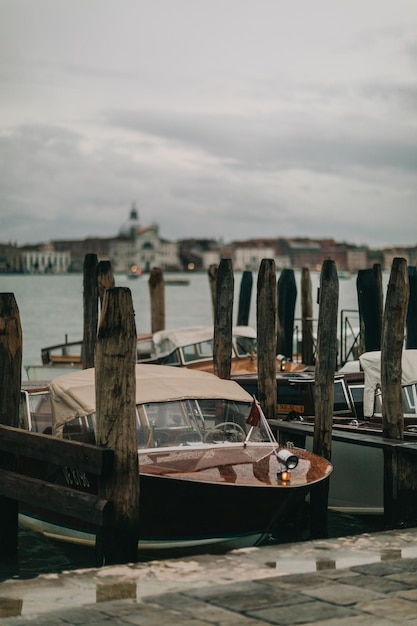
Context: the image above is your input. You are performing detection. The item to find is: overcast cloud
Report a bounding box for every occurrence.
[1,0,416,248]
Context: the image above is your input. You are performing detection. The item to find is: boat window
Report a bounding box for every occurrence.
[333,379,355,415]
[348,383,365,420]
[403,384,417,416]
[63,415,96,444]
[26,392,53,434]
[159,350,181,365]
[235,336,257,356]
[277,381,311,407]
[373,387,383,417]
[143,401,189,428]
[182,339,213,363]
[197,399,251,431]
[19,391,31,430]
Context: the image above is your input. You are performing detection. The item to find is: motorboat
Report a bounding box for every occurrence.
[25,325,306,381]
[137,325,306,374]
[255,350,417,515]
[18,364,332,553]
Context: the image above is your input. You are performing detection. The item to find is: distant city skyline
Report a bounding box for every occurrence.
[1,1,416,248]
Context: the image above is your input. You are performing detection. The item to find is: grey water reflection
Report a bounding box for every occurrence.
[270,545,417,576]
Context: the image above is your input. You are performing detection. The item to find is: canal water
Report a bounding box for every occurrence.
[0,270,389,582]
[0,510,386,583]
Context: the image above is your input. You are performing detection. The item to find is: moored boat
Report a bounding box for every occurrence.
[256,350,417,515]
[18,364,332,553]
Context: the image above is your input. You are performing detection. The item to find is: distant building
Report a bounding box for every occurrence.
[178,238,220,271]
[110,204,181,273]
[346,247,369,271]
[0,242,22,272]
[20,242,71,273]
[232,239,277,271]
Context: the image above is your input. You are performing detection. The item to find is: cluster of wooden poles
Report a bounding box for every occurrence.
[0,254,415,563]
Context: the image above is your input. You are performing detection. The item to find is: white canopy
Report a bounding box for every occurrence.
[359,350,417,417]
[49,363,253,434]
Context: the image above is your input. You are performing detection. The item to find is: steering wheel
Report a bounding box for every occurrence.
[204,421,246,442]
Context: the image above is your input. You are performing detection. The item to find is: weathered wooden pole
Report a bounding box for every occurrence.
[237,270,253,326]
[310,259,339,539]
[97,260,115,310]
[208,263,218,322]
[381,258,409,440]
[356,267,383,353]
[82,253,99,369]
[213,259,234,379]
[301,267,314,365]
[148,267,165,333]
[0,293,22,558]
[373,263,384,336]
[381,258,410,529]
[406,265,417,349]
[95,287,139,565]
[277,269,297,360]
[256,259,277,421]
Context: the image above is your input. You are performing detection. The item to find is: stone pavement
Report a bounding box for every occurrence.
[2,527,417,625]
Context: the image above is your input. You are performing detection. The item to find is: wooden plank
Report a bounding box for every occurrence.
[0,469,114,526]
[0,425,114,476]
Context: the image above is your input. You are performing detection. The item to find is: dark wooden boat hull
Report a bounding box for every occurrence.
[19,467,320,552]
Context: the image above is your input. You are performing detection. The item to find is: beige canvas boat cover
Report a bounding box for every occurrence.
[152,326,256,358]
[49,363,253,434]
[359,350,417,417]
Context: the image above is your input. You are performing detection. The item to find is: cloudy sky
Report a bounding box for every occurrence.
[1,0,416,248]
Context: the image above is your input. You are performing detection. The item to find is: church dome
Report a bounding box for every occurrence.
[119,203,141,237]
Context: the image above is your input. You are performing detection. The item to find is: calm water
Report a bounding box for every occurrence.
[0,269,388,580]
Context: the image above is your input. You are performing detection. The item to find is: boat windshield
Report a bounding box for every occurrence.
[138,398,254,447]
[235,335,257,356]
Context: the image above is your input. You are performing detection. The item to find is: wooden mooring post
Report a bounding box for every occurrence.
[256,259,277,421]
[301,267,314,366]
[148,267,165,333]
[213,259,234,379]
[82,253,99,369]
[237,270,253,326]
[310,260,339,539]
[95,287,140,565]
[277,268,297,360]
[406,265,417,349]
[0,293,22,557]
[356,266,383,354]
[208,263,218,322]
[97,260,115,309]
[381,257,415,529]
